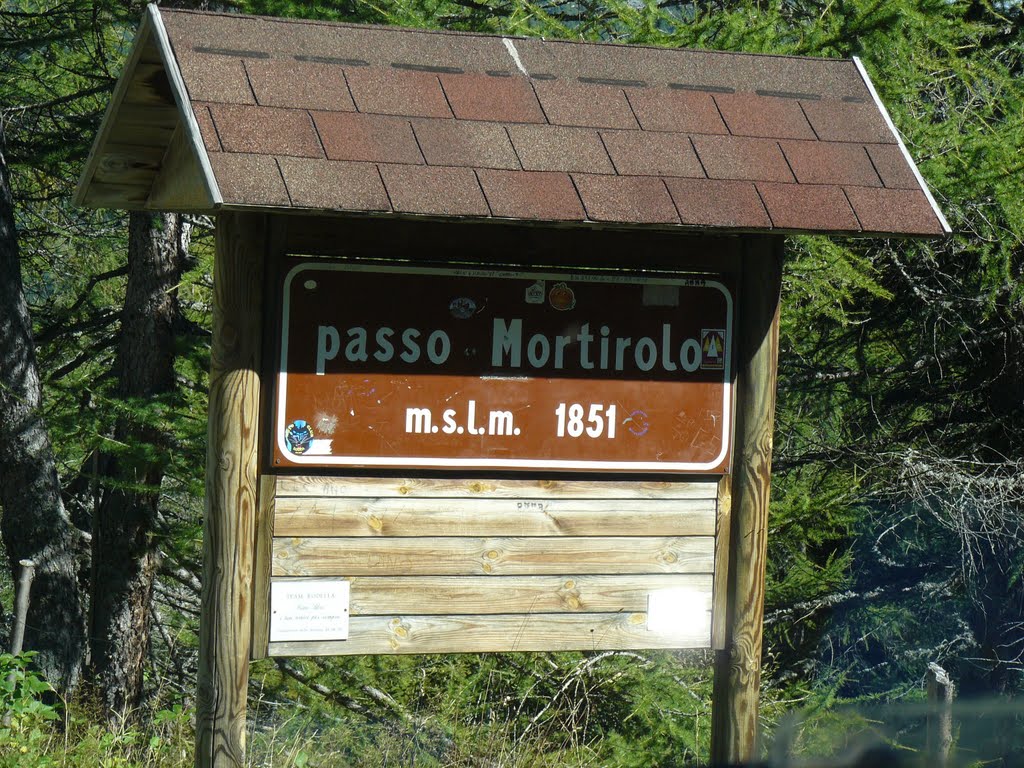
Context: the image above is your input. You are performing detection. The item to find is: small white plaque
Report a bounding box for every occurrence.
[270,580,350,642]
[647,588,707,635]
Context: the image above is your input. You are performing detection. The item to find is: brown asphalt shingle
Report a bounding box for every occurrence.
[624,88,728,135]
[209,153,290,206]
[691,135,795,183]
[714,92,816,140]
[844,187,945,235]
[192,104,221,152]
[379,164,490,216]
[245,58,355,111]
[440,72,546,124]
[802,99,896,144]
[478,169,586,221]
[210,104,324,157]
[278,157,390,211]
[665,178,771,229]
[780,140,882,187]
[412,119,520,170]
[533,81,639,129]
[346,67,452,118]
[757,182,860,232]
[175,48,254,104]
[867,144,921,189]
[601,131,705,178]
[573,175,679,224]
[507,124,614,174]
[313,111,422,164]
[82,8,947,237]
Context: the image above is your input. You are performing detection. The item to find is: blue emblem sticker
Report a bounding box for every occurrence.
[285,420,314,454]
[449,297,477,319]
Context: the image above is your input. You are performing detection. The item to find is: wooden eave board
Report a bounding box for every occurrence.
[76,7,949,238]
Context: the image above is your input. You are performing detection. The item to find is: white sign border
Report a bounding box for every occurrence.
[275,261,734,472]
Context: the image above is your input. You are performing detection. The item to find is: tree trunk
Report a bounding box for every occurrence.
[89,211,190,717]
[0,127,87,694]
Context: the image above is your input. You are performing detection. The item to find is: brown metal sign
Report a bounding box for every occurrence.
[272,260,733,473]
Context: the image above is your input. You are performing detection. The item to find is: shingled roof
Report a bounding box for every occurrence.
[74,5,950,237]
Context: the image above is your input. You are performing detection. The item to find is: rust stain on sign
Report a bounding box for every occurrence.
[273,260,734,473]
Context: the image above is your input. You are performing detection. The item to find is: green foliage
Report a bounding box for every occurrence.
[0,699,193,768]
[0,654,193,767]
[250,650,716,765]
[0,653,59,744]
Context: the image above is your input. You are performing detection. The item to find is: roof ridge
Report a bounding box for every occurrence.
[155,7,854,65]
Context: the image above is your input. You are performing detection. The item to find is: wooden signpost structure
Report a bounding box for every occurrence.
[75,7,949,766]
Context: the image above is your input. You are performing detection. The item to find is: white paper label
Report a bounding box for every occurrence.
[647,588,707,635]
[270,580,350,642]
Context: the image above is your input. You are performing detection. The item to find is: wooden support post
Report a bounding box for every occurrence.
[710,236,783,765]
[195,213,266,768]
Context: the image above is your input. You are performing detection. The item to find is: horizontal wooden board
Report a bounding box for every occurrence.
[108,120,176,150]
[81,182,151,208]
[268,612,712,655]
[271,574,713,615]
[275,475,718,500]
[274,496,715,538]
[124,62,174,106]
[115,104,179,129]
[94,144,166,185]
[272,536,714,576]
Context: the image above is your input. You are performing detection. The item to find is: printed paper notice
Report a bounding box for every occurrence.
[270,580,350,642]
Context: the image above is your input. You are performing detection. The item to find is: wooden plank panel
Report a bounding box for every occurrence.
[268,612,711,656]
[115,104,180,128]
[149,122,215,210]
[272,535,714,576]
[274,496,715,538]
[275,475,718,500]
[272,573,713,615]
[94,144,166,185]
[107,121,177,151]
[80,182,151,208]
[124,62,175,107]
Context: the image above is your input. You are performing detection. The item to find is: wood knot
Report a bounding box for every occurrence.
[485,550,499,560]
[389,618,410,639]
[628,613,645,625]
[566,595,582,610]
[367,515,383,531]
[398,485,410,495]
[661,551,678,564]
[469,481,489,493]
[563,580,575,590]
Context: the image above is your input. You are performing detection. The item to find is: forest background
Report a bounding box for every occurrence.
[1,0,1022,765]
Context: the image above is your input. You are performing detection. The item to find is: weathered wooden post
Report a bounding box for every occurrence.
[710,239,783,763]
[73,8,950,768]
[195,214,266,767]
